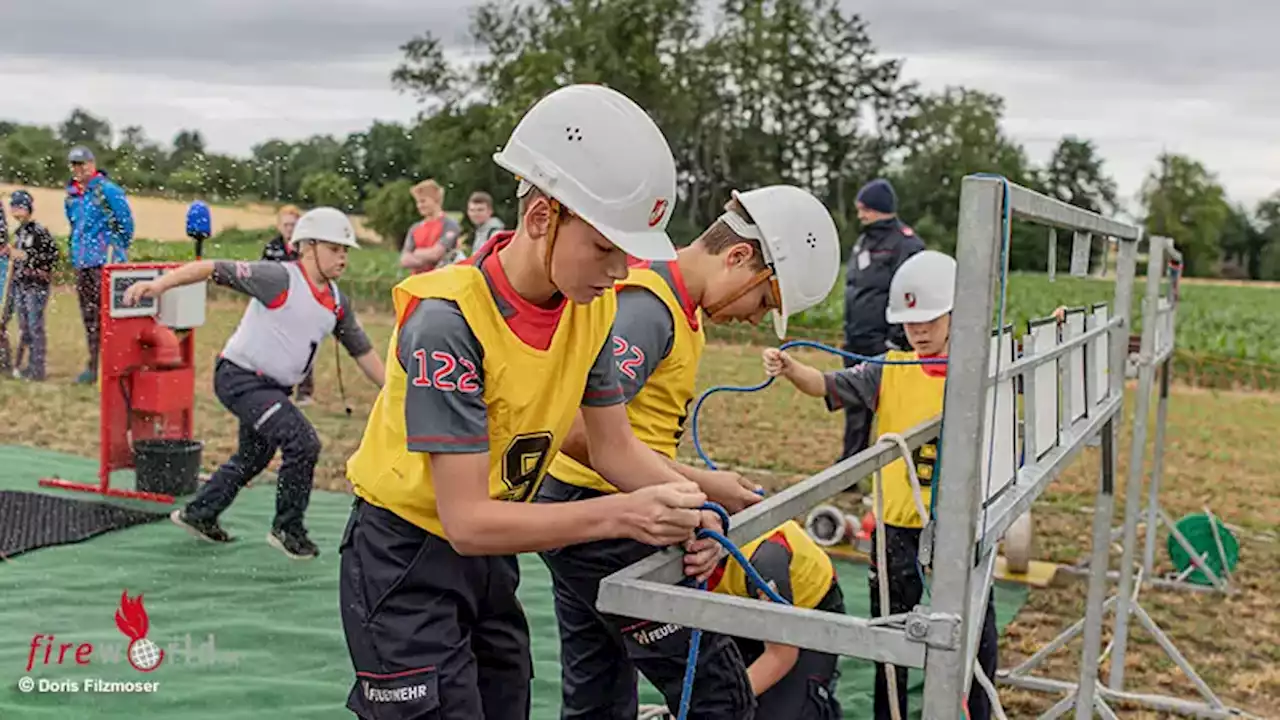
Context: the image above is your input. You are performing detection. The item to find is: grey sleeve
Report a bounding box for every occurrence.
[610,288,676,402]
[582,323,626,408]
[823,358,884,413]
[439,217,461,251]
[397,299,489,454]
[746,538,795,604]
[333,293,374,357]
[401,222,420,254]
[211,261,291,305]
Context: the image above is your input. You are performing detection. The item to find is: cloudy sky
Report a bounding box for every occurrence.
[0,0,1272,217]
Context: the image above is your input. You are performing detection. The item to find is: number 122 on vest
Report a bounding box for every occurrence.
[412,349,480,392]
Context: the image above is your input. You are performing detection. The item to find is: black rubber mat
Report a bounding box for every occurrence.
[0,490,168,560]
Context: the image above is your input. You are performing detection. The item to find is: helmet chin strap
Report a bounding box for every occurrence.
[702,267,774,320]
[543,199,563,285]
[301,239,352,415]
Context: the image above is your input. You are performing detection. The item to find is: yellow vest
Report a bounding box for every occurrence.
[713,520,835,610]
[345,264,617,537]
[546,264,705,494]
[876,350,946,528]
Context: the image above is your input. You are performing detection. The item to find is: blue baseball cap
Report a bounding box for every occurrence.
[67,146,95,164]
[9,190,33,210]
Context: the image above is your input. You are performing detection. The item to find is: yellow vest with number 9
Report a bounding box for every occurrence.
[546,263,706,494]
[346,264,617,538]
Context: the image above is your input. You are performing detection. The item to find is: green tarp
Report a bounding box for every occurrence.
[0,445,1026,718]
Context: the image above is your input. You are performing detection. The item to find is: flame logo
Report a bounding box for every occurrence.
[648,199,669,228]
[115,591,150,640]
[115,590,164,672]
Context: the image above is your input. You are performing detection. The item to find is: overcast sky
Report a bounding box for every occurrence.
[0,0,1272,216]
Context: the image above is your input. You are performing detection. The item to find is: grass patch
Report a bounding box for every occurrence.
[0,294,1275,715]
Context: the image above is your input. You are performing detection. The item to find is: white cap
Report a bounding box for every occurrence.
[293,207,359,249]
[728,186,841,339]
[886,250,956,324]
[493,84,678,261]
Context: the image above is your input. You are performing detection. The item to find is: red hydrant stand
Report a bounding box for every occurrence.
[39,263,204,504]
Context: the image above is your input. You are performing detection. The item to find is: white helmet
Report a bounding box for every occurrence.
[293,207,359,249]
[886,250,956,324]
[728,186,840,339]
[492,84,678,261]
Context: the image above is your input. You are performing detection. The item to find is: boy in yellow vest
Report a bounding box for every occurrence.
[708,520,845,718]
[536,186,841,719]
[339,84,757,720]
[763,250,1000,720]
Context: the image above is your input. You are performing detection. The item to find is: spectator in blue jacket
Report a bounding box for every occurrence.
[65,145,135,384]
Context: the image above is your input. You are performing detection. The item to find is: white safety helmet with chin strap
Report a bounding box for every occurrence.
[493,84,678,276]
[292,206,360,249]
[886,250,956,324]
[709,185,841,339]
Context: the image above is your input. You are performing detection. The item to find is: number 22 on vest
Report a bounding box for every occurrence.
[411,349,480,392]
[611,337,645,380]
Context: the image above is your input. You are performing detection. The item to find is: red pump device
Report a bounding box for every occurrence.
[39,263,208,504]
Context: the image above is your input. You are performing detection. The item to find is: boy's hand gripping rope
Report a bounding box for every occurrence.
[689,340,946,471]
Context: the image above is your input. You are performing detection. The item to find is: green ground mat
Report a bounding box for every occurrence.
[0,445,1026,718]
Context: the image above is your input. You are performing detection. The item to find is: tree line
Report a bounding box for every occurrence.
[0,0,1275,279]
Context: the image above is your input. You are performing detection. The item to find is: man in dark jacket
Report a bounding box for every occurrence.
[841,178,925,460]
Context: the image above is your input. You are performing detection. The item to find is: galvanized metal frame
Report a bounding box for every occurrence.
[1000,235,1256,719]
[1134,242,1233,595]
[931,177,1142,720]
[598,417,944,668]
[597,177,1140,720]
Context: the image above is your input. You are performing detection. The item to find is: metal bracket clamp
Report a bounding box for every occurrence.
[904,609,962,650]
[918,522,935,566]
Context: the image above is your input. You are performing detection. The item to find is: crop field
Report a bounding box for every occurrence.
[0,284,1276,717]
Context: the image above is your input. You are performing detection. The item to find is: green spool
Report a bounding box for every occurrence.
[1167,513,1239,586]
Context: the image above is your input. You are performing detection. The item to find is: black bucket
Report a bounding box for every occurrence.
[133,439,204,496]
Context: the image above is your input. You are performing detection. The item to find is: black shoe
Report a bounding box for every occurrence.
[267,527,319,560]
[170,508,234,543]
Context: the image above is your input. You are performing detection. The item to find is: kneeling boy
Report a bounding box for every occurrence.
[710,519,845,719]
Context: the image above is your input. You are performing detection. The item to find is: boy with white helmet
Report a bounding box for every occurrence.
[536,185,841,719]
[338,84,751,720]
[122,207,386,560]
[763,250,1000,720]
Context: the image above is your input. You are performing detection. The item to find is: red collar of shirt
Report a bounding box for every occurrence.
[920,353,948,378]
[627,258,699,331]
[477,232,567,350]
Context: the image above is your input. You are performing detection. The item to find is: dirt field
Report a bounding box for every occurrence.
[0,184,379,243]
[0,289,1276,718]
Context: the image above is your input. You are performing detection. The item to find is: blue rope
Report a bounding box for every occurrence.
[691,340,946,471]
[676,501,788,720]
